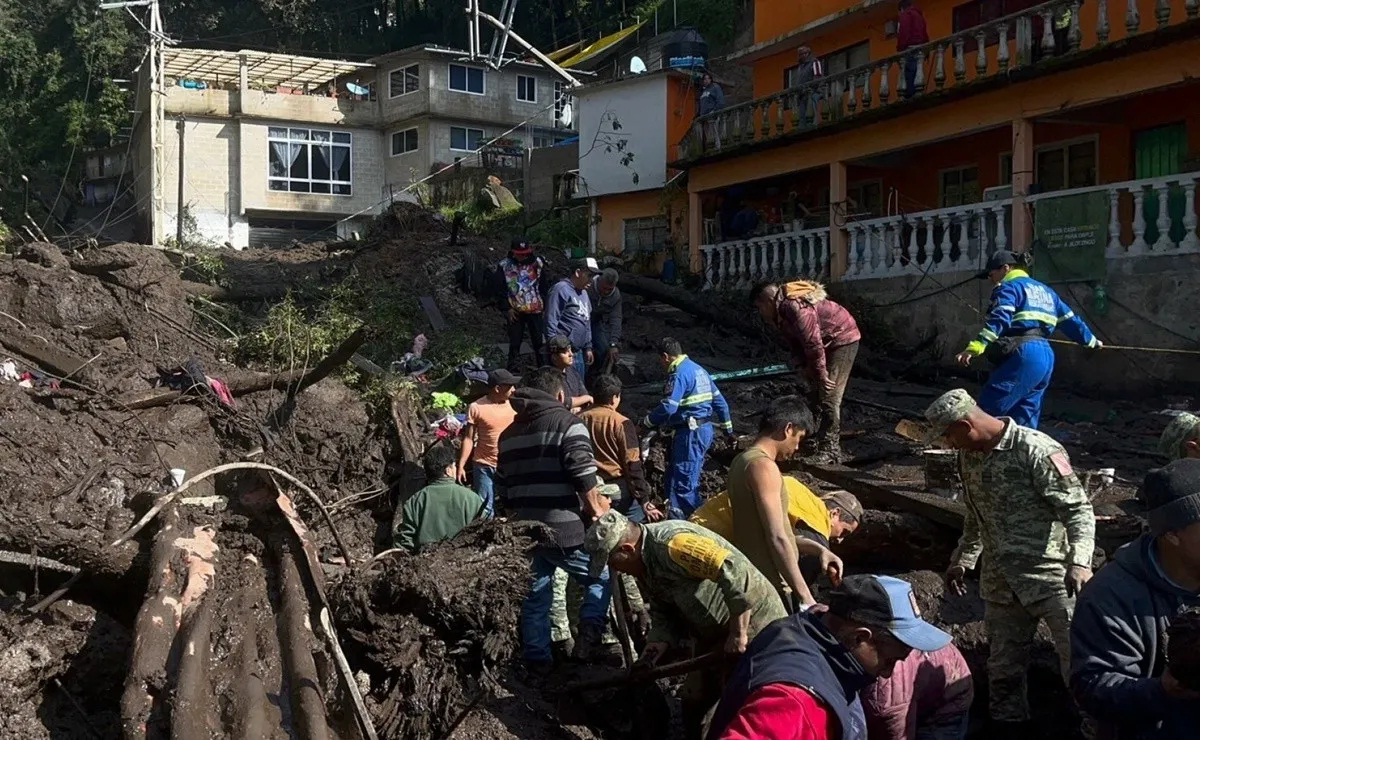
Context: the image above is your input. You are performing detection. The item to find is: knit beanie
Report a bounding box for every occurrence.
[1142,458,1200,535]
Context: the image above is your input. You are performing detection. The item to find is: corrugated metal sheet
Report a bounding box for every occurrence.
[248,223,336,249]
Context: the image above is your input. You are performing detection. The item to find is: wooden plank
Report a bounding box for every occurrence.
[419,296,448,332]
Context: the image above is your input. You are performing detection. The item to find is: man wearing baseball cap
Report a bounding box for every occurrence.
[546,256,600,382]
[955,250,1102,430]
[922,387,1096,736]
[495,238,546,369]
[707,574,952,740]
[584,510,786,737]
[1070,458,1199,739]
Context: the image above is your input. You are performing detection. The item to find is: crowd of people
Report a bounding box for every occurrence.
[389,238,1200,740]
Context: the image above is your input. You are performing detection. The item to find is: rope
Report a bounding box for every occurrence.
[1050,339,1198,355]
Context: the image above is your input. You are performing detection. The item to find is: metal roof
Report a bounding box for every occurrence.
[164,48,373,90]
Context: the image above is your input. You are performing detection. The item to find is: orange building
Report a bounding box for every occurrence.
[675,0,1199,290]
[575,69,701,267]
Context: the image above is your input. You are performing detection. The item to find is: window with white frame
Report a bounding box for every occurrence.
[388,64,420,98]
[450,126,486,152]
[390,127,419,156]
[449,64,485,94]
[623,216,669,254]
[267,127,352,196]
[516,74,537,102]
[940,166,981,208]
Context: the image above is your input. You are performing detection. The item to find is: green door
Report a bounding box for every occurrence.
[1133,123,1189,247]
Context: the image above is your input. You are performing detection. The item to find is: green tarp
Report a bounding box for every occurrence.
[1032,190,1109,283]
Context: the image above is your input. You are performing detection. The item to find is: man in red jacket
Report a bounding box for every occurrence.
[707,574,953,740]
[751,280,862,463]
[897,0,929,99]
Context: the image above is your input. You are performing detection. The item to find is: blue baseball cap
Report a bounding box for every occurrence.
[826,574,952,653]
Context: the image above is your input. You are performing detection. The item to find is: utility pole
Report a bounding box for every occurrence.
[101,0,169,246]
[176,114,185,247]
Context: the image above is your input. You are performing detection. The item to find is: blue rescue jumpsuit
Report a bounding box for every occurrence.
[965,269,1098,429]
[642,355,733,519]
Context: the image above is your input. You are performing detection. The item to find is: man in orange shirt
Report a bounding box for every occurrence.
[458,369,519,518]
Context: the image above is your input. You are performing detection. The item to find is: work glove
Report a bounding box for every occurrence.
[1087,338,1103,349]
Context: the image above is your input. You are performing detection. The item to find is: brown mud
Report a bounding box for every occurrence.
[1,212,1189,739]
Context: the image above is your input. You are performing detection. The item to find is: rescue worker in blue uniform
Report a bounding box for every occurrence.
[956,251,1103,429]
[642,337,734,520]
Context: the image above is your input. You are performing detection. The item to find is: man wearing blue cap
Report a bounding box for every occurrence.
[707,574,953,740]
[957,250,1102,430]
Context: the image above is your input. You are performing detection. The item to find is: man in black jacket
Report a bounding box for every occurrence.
[497,367,612,673]
[1069,458,1200,739]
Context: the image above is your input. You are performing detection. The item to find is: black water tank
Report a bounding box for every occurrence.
[662,26,708,71]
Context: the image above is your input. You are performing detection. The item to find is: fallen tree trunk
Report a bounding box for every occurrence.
[117,367,314,410]
[268,327,368,431]
[276,544,330,740]
[227,556,274,740]
[168,526,220,740]
[120,511,186,740]
[0,329,99,386]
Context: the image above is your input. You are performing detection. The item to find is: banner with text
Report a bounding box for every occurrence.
[1032,190,1109,283]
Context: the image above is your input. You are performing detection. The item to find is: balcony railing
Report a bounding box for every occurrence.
[699,173,1198,289]
[679,0,1199,163]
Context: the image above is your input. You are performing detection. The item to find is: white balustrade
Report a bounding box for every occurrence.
[1026,172,1199,259]
[842,201,1002,281]
[701,227,832,290]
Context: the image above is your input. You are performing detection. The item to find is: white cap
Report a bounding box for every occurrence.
[581,257,600,273]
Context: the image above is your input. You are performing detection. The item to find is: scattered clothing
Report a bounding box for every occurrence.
[1070,534,1200,739]
[965,269,1098,429]
[393,477,486,552]
[1,360,22,382]
[431,392,462,411]
[860,645,974,740]
[708,611,871,740]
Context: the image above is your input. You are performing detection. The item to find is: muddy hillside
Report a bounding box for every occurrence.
[0,211,1193,739]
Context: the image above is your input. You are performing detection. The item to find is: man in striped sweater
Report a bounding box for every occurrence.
[497,367,613,675]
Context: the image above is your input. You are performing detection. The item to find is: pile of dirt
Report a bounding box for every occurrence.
[331,519,560,739]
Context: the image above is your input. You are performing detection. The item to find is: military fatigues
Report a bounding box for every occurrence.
[586,515,787,736]
[923,389,1096,724]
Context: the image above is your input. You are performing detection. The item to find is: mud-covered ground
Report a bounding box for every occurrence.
[1,217,1191,739]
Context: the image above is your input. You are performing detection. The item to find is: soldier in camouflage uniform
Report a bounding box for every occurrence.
[919,388,1096,734]
[1158,412,1199,462]
[585,512,787,737]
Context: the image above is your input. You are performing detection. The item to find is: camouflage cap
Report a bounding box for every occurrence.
[584,510,632,576]
[1158,412,1200,462]
[596,482,621,499]
[919,388,977,440]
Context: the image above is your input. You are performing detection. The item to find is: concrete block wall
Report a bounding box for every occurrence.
[835,253,1199,397]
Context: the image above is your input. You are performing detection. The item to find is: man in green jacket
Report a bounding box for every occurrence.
[394,442,486,552]
[585,512,787,737]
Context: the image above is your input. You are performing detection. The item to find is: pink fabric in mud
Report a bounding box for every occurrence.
[207,377,235,407]
[860,644,974,739]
